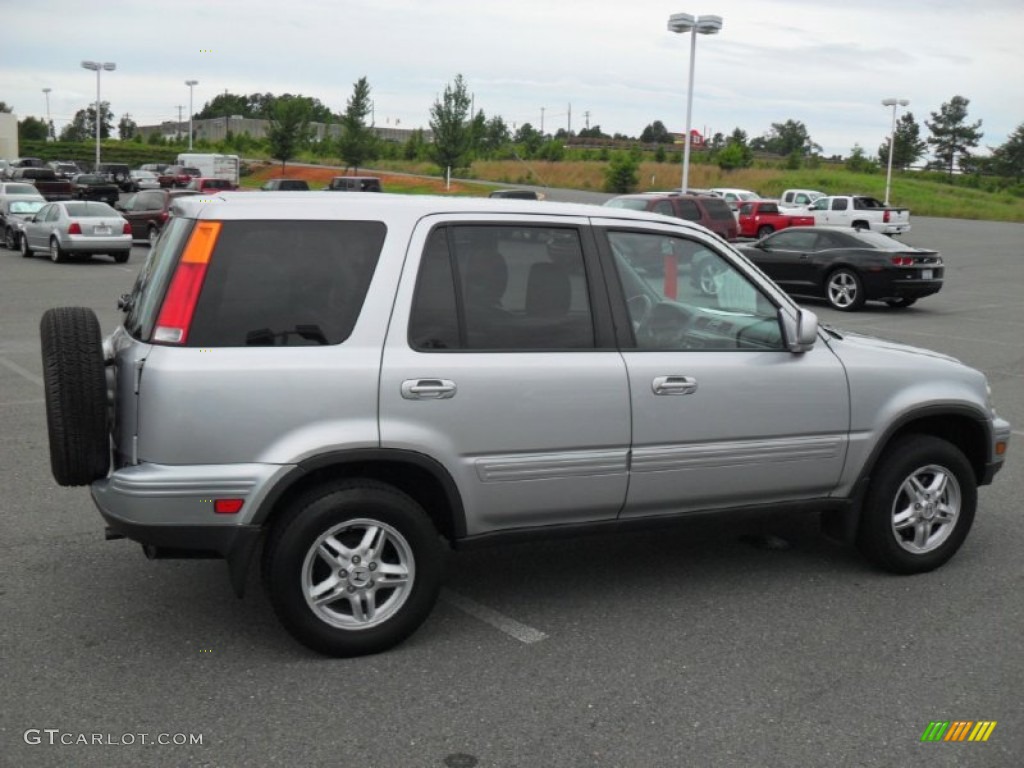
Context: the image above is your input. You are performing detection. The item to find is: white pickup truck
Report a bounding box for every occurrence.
[806,195,911,235]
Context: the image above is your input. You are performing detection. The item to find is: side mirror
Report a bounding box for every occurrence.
[780,307,818,353]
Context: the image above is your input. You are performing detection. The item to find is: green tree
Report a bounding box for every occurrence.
[755,119,818,156]
[482,115,511,154]
[845,144,877,173]
[403,128,427,161]
[267,97,312,172]
[877,111,927,170]
[990,122,1024,182]
[577,125,609,140]
[0,102,12,113]
[640,120,671,144]
[716,143,751,171]
[337,76,379,173]
[60,102,114,142]
[429,74,473,172]
[603,152,639,193]
[514,122,543,157]
[118,114,138,140]
[18,116,49,141]
[926,95,983,177]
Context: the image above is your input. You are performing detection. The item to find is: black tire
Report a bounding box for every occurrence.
[113,251,130,264]
[6,227,18,251]
[264,480,443,657]
[885,297,917,309]
[39,307,110,486]
[856,435,976,574]
[20,234,33,258]
[825,268,866,311]
[49,237,65,264]
[756,225,774,239]
[852,221,869,232]
[146,224,159,245]
[1,227,9,250]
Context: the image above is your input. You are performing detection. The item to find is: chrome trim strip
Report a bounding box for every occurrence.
[475,450,628,482]
[631,435,844,473]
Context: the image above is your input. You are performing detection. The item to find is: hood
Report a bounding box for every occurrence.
[822,326,961,364]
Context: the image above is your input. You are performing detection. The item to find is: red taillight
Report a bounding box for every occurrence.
[883,210,891,223]
[153,221,221,344]
[68,222,82,235]
[214,499,244,514]
[891,256,914,266]
[159,211,168,223]
[122,222,131,235]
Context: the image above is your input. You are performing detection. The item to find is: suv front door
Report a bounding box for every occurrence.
[380,216,631,537]
[596,223,849,517]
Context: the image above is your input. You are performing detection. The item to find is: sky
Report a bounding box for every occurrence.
[3,0,1022,158]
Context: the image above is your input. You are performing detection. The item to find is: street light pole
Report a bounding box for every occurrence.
[81,61,116,170]
[668,13,722,194]
[882,98,909,206]
[42,88,52,141]
[185,80,199,150]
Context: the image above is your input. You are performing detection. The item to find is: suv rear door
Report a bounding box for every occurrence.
[595,221,849,516]
[380,215,630,537]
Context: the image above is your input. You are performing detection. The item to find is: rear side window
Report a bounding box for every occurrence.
[186,220,385,347]
[409,225,595,351]
[673,199,700,220]
[703,199,736,220]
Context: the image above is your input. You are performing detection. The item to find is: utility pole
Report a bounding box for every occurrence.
[567,102,571,135]
[584,111,591,130]
[540,107,545,136]
[176,105,184,141]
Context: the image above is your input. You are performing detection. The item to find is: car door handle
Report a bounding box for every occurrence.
[652,375,698,396]
[401,379,457,400]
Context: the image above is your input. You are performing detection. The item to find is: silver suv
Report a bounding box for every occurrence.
[40,194,1011,657]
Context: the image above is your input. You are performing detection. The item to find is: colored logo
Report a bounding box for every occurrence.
[921,721,997,742]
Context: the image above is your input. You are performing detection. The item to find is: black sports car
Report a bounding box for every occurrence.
[736,226,943,311]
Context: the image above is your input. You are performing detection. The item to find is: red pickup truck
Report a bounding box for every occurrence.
[737,200,814,239]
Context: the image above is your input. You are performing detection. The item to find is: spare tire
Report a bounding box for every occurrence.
[40,307,110,486]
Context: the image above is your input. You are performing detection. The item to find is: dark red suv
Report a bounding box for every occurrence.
[604,193,738,242]
[115,189,200,243]
[157,166,201,188]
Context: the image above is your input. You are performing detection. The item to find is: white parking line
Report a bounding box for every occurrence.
[442,589,548,645]
[0,356,43,387]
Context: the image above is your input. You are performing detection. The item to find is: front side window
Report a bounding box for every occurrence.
[607,230,783,351]
[409,225,595,351]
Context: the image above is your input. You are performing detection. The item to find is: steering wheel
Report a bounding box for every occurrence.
[627,294,654,333]
[635,301,694,348]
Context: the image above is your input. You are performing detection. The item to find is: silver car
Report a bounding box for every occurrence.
[20,200,132,263]
[129,170,161,191]
[1,198,47,250]
[38,194,1011,657]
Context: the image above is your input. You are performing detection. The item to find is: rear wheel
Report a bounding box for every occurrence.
[856,435,976,574]
[852,221,869,232]
[20,234,33,258]
[756,225,774,239]
[825,268,865,311]
[49,237,66,264]
[39,307,110,486]
[4,227,17,250]
[264,480,443,657]
[112,251,130,264]
[146,224,159,245]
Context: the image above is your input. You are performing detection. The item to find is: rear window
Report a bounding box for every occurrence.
[674,199,700,221]
[4,183,38,195]
[186,220,386,347]
[703,198,736,220]
[64,202,117,217]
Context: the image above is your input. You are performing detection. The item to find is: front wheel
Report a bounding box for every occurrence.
[856,435,976,574]
[825,268,865,311]
[21,234,33,258]
[264,480,443,657]
[4,227,16,250]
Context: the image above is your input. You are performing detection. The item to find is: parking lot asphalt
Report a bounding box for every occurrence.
[1,215,1022,767]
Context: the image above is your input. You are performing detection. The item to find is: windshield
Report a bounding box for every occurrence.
[9,201,45,214]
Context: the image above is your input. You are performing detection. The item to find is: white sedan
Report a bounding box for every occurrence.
[19,200,132,263]
[129,170,161,191]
